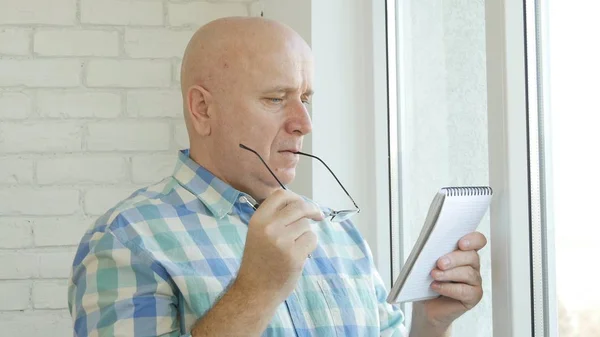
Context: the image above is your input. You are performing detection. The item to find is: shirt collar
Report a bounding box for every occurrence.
[172,149,241,219]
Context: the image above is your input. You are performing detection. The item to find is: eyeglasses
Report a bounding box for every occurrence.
[239,143,360,222]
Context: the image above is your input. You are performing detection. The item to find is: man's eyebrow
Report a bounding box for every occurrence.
[264,86,314,96]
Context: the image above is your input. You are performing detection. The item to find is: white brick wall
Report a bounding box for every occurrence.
[0,0,77,25]
[0,122,83,153]
[125,29,194,58]
[33,280,69,309]
[0,59,83,87]
[0,29,31,56]
[81,0,164,26]
[86,59,172,88]
[34,30,120,57]
[169,2,249,27]
[37,91,122,118]
[0,92,33,119]
[0,0,254,334]
[0,281,31,310]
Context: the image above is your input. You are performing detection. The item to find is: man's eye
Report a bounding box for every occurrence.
[269,98,283,104]
[302,100,310,106]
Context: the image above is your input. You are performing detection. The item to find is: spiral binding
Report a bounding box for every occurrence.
[441,186,493,197]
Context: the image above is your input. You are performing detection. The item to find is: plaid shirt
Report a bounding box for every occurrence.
[68,149,407,337]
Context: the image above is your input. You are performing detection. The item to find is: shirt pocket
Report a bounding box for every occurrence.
[316,275,380,337]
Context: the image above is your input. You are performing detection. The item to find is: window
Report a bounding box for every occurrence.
[388,0,599,334]
[389,0,492,335]
[528,0,600,335]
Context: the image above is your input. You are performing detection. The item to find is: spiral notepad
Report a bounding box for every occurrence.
[387,186,493,303]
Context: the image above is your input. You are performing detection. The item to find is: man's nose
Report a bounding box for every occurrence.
[284,101,312,135]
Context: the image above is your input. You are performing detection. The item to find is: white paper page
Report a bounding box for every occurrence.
[398,194,492,302]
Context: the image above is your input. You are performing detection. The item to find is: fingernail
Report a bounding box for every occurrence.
[463,239,471,248]
[433,270,444,279]
[441,257,450,268]
[431,282,441,289]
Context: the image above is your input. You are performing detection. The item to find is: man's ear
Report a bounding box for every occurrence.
[186,84,213,136]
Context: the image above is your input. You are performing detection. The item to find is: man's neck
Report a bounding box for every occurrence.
[188,146,277,202]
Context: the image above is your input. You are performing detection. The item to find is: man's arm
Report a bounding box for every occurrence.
[409,302,451,337]
[193,189,324,336]
[70,190,323,337]
[69,229,282,337]
[191,278,280,336]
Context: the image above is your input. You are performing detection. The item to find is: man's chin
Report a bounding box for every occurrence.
[272,167,295,186]
[279,168,296,184]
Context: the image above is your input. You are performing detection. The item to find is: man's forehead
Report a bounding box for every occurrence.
[247,52,314,92]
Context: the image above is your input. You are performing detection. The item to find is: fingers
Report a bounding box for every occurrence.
[431,266,482,286]
[437,250,480,271]
[282,219,312,241]
[431,282,483,308]
[458,231,487,251]
[294,230,318,256]
[255,190,324,225]
[279,199,324,225]
[254,189,299,217]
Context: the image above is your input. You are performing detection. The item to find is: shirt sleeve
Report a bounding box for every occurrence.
[68,229,188,337]
[346,220,407,337]
[372,265,409,337]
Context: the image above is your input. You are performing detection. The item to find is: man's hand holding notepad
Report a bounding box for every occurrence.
[387,186,493,304]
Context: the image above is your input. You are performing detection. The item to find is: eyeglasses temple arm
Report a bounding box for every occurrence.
[295,151,360,210]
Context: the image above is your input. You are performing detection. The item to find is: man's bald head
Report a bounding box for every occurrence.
[180,17,311,109]
[179,16,314,200]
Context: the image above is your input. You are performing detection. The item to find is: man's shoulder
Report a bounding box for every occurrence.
[79,177,207,250]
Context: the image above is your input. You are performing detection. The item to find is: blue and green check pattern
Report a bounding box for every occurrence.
[68,149,406,337]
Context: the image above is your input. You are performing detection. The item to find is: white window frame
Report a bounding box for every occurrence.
[385,0,538,334]
[485,0,534,335]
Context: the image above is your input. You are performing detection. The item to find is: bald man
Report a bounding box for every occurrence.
[68,17,487,337]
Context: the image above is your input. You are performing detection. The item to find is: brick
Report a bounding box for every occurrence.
[0,0,76,25]
[33,216,90,247]
[0,28,30,55]
[125,29,194,58]
[0,158,34,184]
[39,250,76,278]
[0,59,82,87]
[84,187,139,215]
[81,0,163,26]
[0,281,31,310]
[131,153,177,184]
[37,91,121,118]
[34,29,119,57]
[174,121,189,149]
[86,59,171,88]
[0,92,32,119]
[0,188,80,216]
[127,90,182,117]
[37,156,127,184]
[174,59,182,83]
[0,311,71,336]
[168,2,248,27]
[0,252,38,279]
[0,122,82,153]
[33,280,68,309]
[0,219,33,248]
[87,121,170,151]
